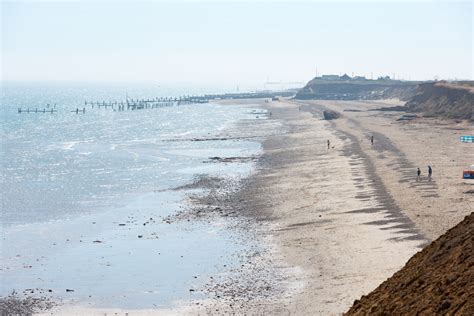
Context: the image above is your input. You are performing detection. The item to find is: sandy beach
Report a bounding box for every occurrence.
[198,97,473,314]
[35,97,472,315]
[301,99,474,239]
[4,2,472,314]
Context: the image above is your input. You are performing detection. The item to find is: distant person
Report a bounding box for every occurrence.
[428,165,432,181]
[327,140,330,149]
[370,135,374,146]
[417,168,421,181]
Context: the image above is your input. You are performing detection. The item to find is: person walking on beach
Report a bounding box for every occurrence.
[417,168,421,181]
[327,140,330,149]
[428,165,432,181]
[370,135,374,146]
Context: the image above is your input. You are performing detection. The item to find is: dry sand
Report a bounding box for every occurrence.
[204,98,472,314]
[298,99,473,240]
[346,212,473,315]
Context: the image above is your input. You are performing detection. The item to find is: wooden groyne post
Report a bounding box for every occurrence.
[18,108,57,114]
[71,108,86,114]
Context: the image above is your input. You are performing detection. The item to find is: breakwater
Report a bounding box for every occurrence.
[17,90,296,114]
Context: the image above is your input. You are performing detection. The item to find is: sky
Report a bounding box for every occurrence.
[1,0,473,86]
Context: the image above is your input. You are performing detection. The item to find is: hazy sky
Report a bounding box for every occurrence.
[1,1,473,86]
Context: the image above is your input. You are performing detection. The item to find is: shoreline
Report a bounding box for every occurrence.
[217,98,425,314]
[197,97,472,314]
[28,97,473,314]
[2,100,267,315]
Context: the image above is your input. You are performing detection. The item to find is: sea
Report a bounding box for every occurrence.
[0,82,265,309]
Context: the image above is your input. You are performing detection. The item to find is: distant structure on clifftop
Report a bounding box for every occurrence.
[313,73,393,82]
[295,73,416,101]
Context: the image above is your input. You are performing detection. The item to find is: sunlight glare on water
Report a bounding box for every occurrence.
[0,82,264,309]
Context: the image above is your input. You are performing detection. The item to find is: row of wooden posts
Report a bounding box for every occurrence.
[16,91,295,115]
[85,96,209,111]
[18,96,210,114]
[18,108,86,114]
[18,108,58,114]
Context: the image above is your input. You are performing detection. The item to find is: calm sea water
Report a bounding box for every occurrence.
[0,82,265,309]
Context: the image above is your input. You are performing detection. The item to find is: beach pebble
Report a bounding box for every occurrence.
[439,300,451,311]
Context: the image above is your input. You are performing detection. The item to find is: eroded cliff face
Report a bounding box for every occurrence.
[405,82,474,121]
[296,78,473,121]
[295,79,417,101]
